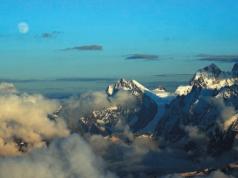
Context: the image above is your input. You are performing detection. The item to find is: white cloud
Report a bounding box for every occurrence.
[0,82,17,94]
[0,134,117,178]
[0,83,69,156]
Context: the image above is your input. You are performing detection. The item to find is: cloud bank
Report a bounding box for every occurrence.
[0,134,116,178]
[126,54,159,61]
[0,82,237,177]
[0,82,17,94]
[62,45,103,51]
[196,54,238,63]
[0,83,69,156]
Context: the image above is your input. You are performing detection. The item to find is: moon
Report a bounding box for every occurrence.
[18,22,29,34]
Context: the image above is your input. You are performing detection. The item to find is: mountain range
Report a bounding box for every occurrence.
[1,63,238,177]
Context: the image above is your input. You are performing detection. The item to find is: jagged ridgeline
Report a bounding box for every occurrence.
[155,63,238,156]
[1,63,238,158]
[1,63,238,178]
[59,63,238,157]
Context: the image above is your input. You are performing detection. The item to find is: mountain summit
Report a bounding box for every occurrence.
[155,63,238,156]
[106,78,148,96]
[190,63,238,89]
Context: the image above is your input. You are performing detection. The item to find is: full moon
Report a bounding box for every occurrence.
[18,22,29,34]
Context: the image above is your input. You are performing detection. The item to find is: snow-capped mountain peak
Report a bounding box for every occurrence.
[154,63,238,156]
[189,63,237,90]
[106,78,149,96]
[190,63,222,86]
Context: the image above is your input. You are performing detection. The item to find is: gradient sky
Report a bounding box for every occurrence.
[0,0,238,79]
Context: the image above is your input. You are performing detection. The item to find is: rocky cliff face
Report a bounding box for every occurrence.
[61,78,170,136]
[104,79,173,133]
[130,94,158,132]
[79,79,160,135]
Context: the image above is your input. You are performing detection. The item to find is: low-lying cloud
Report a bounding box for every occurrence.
[126,54,159,61]
[208,97,237,131]
[196,54,238,63]
[0,83,69,156]
[0,81,238,177]
[0,134,117,178]
[62,45,103,51]
[0,82,17,94]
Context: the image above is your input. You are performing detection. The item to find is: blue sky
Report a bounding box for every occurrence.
[0,0,238,79]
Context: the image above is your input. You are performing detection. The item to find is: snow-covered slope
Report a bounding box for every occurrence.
[154,63,238,156]
[107,79,176,133]
[61,63,238,155]
[105,79,172,133]
[175,85,192,96]
[67,78,175,135]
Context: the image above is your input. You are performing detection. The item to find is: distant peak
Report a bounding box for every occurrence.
[193,63,223,79]
[190,64,223,88]
[202,63,221,76]
[119,78,127,83]
[106,78,148,96]
[232,63,238,77]
[189,63,237,90]
[153,86,167,92]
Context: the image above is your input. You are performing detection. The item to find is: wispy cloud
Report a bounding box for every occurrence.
[125,54,159,61]
[40,31,61,39]
[196,54,238,63]
[61,45,103,51]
